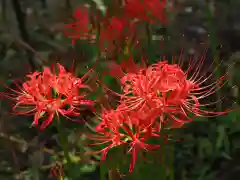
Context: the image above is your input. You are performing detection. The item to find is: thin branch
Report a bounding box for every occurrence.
[11,0,36,71]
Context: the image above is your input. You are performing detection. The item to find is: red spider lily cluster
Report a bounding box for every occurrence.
[88,54,231,172]
[1,64,94,130]
[0,0,235,175]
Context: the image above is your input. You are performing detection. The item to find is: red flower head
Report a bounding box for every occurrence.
[64,7,95,46]
[88,106,160,172]
[2,63,94,130]
[105,53,234,129]
[100,16,136,53]
[123,0,168,23]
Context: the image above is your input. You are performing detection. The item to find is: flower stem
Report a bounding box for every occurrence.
[56,119,72,166]
[146,22,152,47]
[146,22,154,62]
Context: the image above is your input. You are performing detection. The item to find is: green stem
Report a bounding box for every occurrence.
[56,120,72,166]
[146,23,152,47]
[146,22,155,63]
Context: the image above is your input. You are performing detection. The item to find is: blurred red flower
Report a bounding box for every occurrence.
[64,7,96,46]
[123,0,168,23]
[100,16,136,53]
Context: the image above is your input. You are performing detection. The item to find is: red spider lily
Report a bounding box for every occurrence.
[87,108,126,162]
[105,52,234,129]
[100,16,136,53]
[88,107,161,172]
[64,7,95,46]
[123,0,168,24]
[121,125,160,172]
[1,63,94,130]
